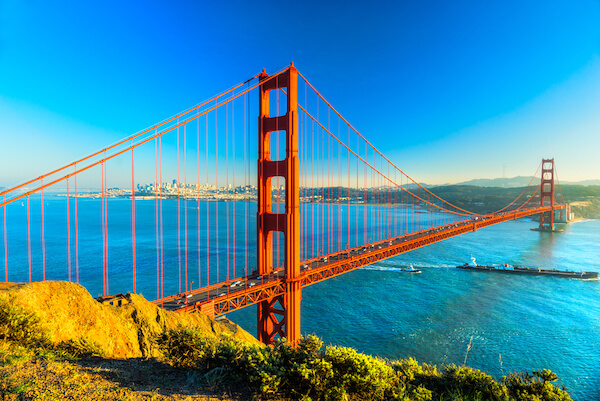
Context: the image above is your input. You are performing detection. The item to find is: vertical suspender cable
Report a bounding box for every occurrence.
[327,115,330,254]
[75,164,79,283]
[387,164,390,238]
[101,161,105,294]
[244,91,248,280]
[303,81,307,260]
[131,140,136,293]
[101,162,104,294]
[356,131,359,248]
[411,186,414,232]
[299,106,303,260]
[160,137,164,298]
[3,194,6,282]
[419,187,422,230]
[321,119,325,254]
[67,178,71,281]
[315,99,319,259]
[184,124,188,292]
[369,152,375,243]
[328,109,332,254]
[338,118,341,252]
[429,192,432,230]
[197,111,201,289]
[347,125,350,249]
[380,158,383,240]
[232,96,236,280]
[363,148,366,244]
[215,103,219,284]
[394,170,397,237]
[106,160,110,295]
[155,137,159,299]
[177,120,181,294]
[41,179,45,280]
[104,157,109,295]
[206,113,209,292]
[226,103,230,285]
[27,196,31,282]
[322,121,326,255]
[304,105,309,258]
[311,113,314,259]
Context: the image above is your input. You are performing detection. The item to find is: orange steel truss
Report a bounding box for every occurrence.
[168,205,564,319]
[256,64,301,346]
[539,158,555,230]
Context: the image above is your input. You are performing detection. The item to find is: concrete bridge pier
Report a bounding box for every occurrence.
[554,205,570,223]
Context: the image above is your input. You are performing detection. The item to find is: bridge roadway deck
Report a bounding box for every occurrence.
[154,205,562,317]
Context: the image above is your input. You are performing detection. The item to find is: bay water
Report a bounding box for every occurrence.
[2,196,598,400]
[230,218,600,401]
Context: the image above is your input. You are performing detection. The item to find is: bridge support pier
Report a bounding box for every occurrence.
[257,64,301,346]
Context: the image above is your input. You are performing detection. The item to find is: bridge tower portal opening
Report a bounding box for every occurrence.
[257,64,301,346]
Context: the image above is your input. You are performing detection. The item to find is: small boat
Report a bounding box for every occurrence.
[457,257,598,279]
[399,264,421,273]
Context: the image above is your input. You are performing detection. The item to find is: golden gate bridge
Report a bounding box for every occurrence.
[0,63,567,346]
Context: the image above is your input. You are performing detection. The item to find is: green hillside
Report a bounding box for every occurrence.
[1,282,572,400]
[430,184,600,219]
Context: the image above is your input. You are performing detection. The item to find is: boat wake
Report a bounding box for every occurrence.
[363,263,422,273]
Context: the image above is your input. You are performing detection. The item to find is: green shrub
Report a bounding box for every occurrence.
[392,357,438,385]
[266,336,334,400]
[155,328,217,368]
[324,345,400,400]
[503,369,571,401]
[55,338,105,358]
[0,298,48,347]
[440,364,508,401]
[156,330,572,401]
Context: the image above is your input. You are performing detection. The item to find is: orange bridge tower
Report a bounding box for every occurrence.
[256,64,301,346]
[539,158,555,231]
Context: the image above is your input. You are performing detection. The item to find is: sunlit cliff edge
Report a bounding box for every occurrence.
[0,281,572,400]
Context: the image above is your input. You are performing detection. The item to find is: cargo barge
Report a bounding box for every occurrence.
[457,258,598,279]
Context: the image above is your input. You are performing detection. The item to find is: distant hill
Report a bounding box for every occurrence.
[454,176,600,188]
[401,182,433,190]
[455,176,534,188]
[569,179,600,186]
[427,183,600,219]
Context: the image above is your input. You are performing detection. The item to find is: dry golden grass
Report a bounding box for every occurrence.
[0,281,256,359]
[0,342,241,400]
[0,281,257,400]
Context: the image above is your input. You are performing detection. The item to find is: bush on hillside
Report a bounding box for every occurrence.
[0,297,48,347]
[503,369,571,401]
[55,338,105,358]
[324,345,400,400]
[156,328,218,369]
[157,330,572,401]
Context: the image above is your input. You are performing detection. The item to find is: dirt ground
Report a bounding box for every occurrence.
[1,345,245,400]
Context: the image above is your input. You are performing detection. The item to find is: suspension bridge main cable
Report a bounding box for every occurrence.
[294,95,478,218]
[484,161,543,215]
[0,73,264,203]
[513,182,542,211]
[553,166,566,206]
[0,68,290,209]
[296,71,542,218]
[280,86,480,218]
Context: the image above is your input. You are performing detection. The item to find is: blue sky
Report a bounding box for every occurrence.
[1,0,599,187]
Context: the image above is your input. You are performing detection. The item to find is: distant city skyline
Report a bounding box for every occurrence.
[1,1,599,189]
